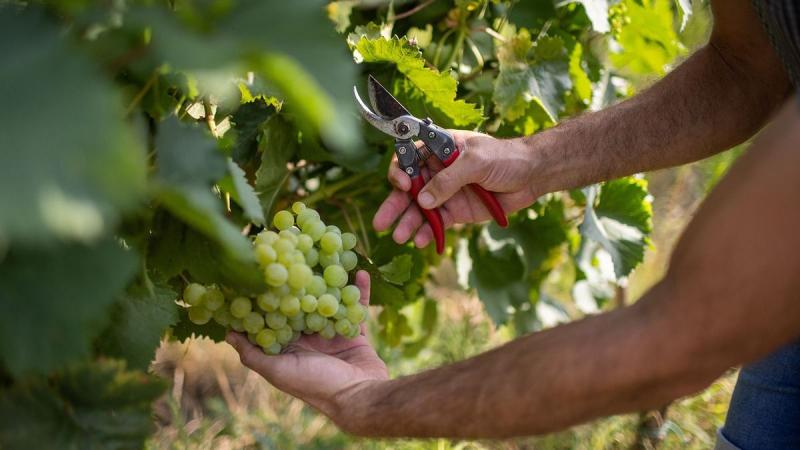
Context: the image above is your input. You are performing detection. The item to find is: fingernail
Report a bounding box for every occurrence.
[418,192,434,208]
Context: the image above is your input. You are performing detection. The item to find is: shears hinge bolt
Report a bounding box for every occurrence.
[397,123,410,135]
[399,146,407,154]
[444,147,450,154]
[405,167,414,175]
[428,131,436,139]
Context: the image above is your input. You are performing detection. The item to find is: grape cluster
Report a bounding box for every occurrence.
[180,202,367,355]
[609,2,631,40]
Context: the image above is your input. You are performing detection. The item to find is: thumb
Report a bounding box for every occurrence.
[417,154,476,209]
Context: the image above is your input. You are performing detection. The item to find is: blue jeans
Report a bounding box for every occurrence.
[717,339,800,449]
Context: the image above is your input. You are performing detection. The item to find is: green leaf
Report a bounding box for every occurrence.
[224,158,266,225]
[171,307,228,343]
[96,283,179,371]
[569,43,593,104]
[0,241,137,376]
[255,115,297,217]
[327,0,356,33]
[0,9,146,245]
[610,0,681,75]
[0,360,165,450]
[467,236,530,325]
[155,118,226,188]
[353,36,483,127]
[378,254,413,285]
[579,177,652,278]
[230,97,277,167]
[147,211,266,294]
[494,29,572,122]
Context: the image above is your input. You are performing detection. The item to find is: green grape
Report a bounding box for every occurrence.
[291,287,306,297]
[247,332,258,344]
[291,330,301,342]
[292,201,306,214]
[255,230,279,246]
[341,285,360,306]
[264,263,288,287]
[230,296,252,319]
[300,294,318,313]
[324,265,348,288]
[279,295,301,317]
[305,312,326,331]
[347,324,361,338]
[296,208,319,228]
[335,318,353,336]
[296,234,313,252]
[334,304,347,320]
[277,250,295,266]
[243,312,265,334]
[326,286,341,300]
[202,287,225,311]
[230,317,245,332]
[289,312,306,331]
[256,329,277,348]
[307,275,326,296]
[317,294,339,317]
[302,219,326,241]
[265,312,287,330]
[341,232,357,250]
[255,244,277,266]
[279,229,298,245]
[272,284,291,296]
[276,326,293,345]
[287,263,312,290]
[256,292,279,312]
[320,232,343,253]
[289,226,301,235]
[273,210,294,230]
[183,283,206,306]
[213,308,233,326]
[325,225,341,234]
[291,250,306,264]
[273,238,295,256]
[346,303,367,323]
[188,306,212,325]
[319,250,340,268]
[304,248,319,267]
[340,250,358,271]
[265,342,282,355]
[319,321,336,339]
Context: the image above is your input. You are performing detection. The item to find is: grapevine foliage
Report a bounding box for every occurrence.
[0,0,687,447]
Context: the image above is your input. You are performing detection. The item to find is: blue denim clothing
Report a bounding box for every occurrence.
[716,339,800,449]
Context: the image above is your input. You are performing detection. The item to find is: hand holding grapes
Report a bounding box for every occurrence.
[225,270,388,419]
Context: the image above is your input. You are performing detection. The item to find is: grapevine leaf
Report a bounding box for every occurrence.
[224,158,266,225]
[0,241,137,376]
[0,9,146,245]
[230,98,277,167]
[467,237,530,325]
[148,212,266,294]
[327,0,356,33]
[0,360,165,450]
[378,254,413,285]
[155,118,226,188]
[171,307,228,343]
[610,0,681,75]
[676,0,693,30]
[255,115,297,217]
[352,36,483,127]
[96,284,179,371]
[569,43,593,104]
[579,177,652,279]
[494,29,572,122]
[574,0,611,33]
[489,200,568,280]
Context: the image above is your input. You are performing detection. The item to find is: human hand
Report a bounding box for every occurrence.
[225,270,388,421]
[373,130,539,249]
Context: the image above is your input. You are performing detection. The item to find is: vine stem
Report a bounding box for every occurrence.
[302,172,373,207]
[393,0,436,20]
[125,70,159,116]
[203,99,220,138]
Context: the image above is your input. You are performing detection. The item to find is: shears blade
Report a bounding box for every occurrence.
[353,85,401,137]
[367,75,411,120]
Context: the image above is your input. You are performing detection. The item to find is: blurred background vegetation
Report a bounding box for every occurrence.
[146,5,746,448]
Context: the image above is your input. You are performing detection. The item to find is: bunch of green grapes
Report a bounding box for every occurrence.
[609,1,631,40]
[180,202,367,355]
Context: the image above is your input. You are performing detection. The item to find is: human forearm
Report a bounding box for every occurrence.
[519,30,789,194]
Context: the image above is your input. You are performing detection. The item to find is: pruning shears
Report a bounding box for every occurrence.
[353,75,508,254]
